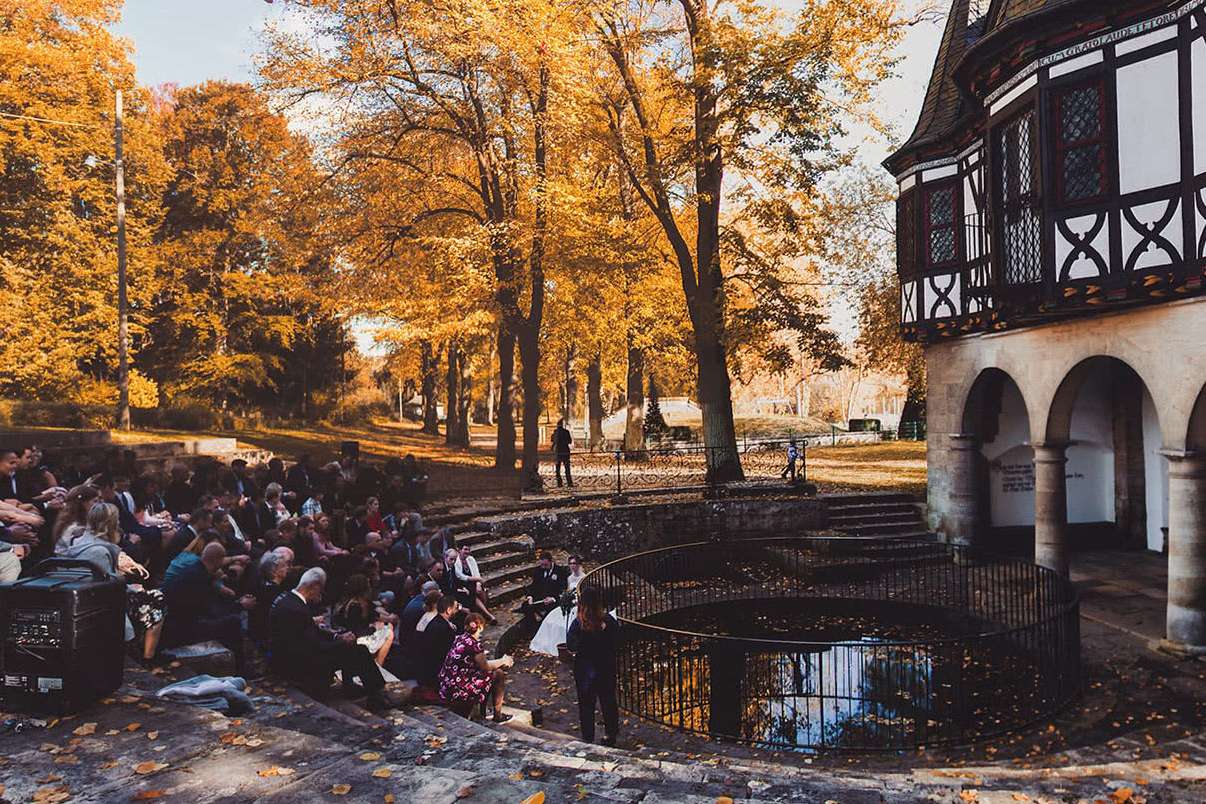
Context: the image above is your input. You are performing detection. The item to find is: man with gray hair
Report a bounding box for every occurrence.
[269,566,390,710]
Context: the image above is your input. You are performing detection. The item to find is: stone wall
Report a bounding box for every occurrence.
[925,297,1206,538]
[475,497,828,562]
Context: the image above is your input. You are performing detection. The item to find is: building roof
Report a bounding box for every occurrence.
[883,0,974,175]
[986,0,1084,30]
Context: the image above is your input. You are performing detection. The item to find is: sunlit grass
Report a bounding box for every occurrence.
[806,441,927,494]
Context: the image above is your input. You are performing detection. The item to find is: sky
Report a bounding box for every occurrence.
[114,0,944,345]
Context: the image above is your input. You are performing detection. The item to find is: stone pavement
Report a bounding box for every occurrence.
[4,547,1206,802]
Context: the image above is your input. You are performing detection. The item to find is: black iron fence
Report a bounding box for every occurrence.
[581,537,1080,751]
[540,441,809,495]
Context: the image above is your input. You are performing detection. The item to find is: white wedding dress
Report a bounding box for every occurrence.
[529,571,586,657]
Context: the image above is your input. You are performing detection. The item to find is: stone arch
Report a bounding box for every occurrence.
[1188,385,1206,453]
[961,367,1030,437]
[1044,356,1157,445]
[1042,355,1165,551]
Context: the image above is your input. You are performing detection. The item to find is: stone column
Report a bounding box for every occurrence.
[946,434,982,546]
[1033,442,1070,576]
[1163,451,1206,655]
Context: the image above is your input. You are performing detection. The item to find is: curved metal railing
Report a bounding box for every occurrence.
[581,536,1079,751]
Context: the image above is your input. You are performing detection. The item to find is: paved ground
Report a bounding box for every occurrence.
[5,547,1205,802]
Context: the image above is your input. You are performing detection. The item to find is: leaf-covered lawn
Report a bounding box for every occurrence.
[806,440,927,495]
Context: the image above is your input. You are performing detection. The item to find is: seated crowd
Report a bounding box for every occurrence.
[0,444,530,718]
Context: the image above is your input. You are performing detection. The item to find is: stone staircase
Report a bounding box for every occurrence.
[424,501,543,606]
[823,491,930,539]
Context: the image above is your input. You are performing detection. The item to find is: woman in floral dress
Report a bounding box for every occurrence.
[437,614,514,722]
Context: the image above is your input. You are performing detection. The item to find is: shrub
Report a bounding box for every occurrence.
[0,400,112,429]
[132,403,219,431]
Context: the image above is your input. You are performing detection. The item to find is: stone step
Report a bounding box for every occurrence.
[484,560,540,589]
[456,529,506,548]
[463,534,534,558]
[488,576,534,605]
[835,520,926,536]
[475,546,535,574]
[828,511,921,526]
[826,500,919,515]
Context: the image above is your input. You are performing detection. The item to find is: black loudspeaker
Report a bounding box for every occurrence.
[1,558,126,714]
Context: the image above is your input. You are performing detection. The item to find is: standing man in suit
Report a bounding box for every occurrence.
[270,567,390,710]
[223,459,259,500]
[552,419,574,488]
[518,552,568,622]
[284,455,315,514]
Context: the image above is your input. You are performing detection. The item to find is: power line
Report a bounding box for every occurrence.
[0,110,102,129]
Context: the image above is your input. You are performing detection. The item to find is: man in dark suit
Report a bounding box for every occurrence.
[416,595,459,688]
[222,459,259,501]
[284,455,315,513]
[270,567,390,710]
[518,552,568,621]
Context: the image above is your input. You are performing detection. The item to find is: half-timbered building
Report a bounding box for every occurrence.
[885,0,1206,654]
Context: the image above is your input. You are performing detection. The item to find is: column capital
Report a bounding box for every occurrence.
[948,433,980,448]
[1161,450,1206,479]
[1032,442,1070,463]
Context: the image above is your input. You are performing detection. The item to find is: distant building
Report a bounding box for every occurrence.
[886,0,1206,654]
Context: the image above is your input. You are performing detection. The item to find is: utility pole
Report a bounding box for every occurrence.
[115,89,130,430]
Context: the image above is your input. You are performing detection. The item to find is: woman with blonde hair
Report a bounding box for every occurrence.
[52,484,101,551]
[62,502,165,663]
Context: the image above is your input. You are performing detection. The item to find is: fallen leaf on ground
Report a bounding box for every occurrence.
[456,784,474,799]
[528,768,545,779]
[332,784,351,796]
[257,766,295,777]
[358,751,381,761]
[133,791,167,800]
[521,794,545,804]
[716,798,734,804]
[384,796,395,803]
[1110,789,1135,803]
[37,773,63,784]
[32,785,71,804]
[126,723,142,732]
[134,761,169,775]
[1011,795,1030,802]
[508,772,524,781]
[424,735,447,748]
[147,731,159,740]
[53,755,79,765]
[73,722,97,736]
[371,767,392,779]
[243,738,264,748]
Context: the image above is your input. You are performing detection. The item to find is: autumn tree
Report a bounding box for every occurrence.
[588,0,904,480]
[262,0,589,484]
[141,81,341,414]
[0,0,167,404]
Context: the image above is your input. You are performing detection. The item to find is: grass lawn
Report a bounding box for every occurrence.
[806,440,927,495]
[105,421,927,497]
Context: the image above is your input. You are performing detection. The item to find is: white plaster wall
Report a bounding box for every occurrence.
[924,297,1206,538]
[1066,368,1115,525]
[1116,51,1181,194]
[1144,388,1169,551]
[1193,36,1206,177]
[984,381,1035,528]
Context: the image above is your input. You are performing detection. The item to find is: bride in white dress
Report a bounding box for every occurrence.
[529,555,587,657]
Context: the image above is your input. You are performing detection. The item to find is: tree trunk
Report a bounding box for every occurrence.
[693,320,743,482]
[564,345,579,424]
[587,352,604,450]
[517,325,542,489]
[486,340,496,425]
[445,341,461,446]
[420,340,440,435]
[495,323,517,469]
[451,345,472,448]
[623,343,645,453]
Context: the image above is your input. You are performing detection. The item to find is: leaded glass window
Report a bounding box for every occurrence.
[997,109,1043,285]
[897,190,917,279]
[925,184,958,267]
[1055,82,1106,203]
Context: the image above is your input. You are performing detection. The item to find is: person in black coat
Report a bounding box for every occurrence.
[416,595,459,688]
[552,418,573,488]
[566,586,620,746]
[269,567,389,710]
[518,553,568,620]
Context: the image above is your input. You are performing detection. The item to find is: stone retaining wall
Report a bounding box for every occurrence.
[475,496,828,561]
